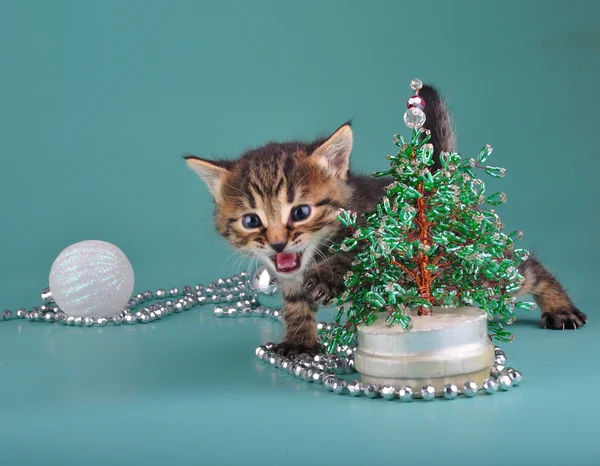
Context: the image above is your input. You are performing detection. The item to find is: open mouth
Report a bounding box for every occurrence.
[270,252,303,274]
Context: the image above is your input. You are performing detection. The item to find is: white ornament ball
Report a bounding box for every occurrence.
[49,240,135,318]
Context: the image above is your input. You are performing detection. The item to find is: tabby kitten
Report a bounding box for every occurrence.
[185,85,587,357]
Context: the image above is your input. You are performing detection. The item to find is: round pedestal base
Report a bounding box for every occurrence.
[354,307,494,397]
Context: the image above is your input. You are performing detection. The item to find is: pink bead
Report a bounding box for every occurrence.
[406,95,426,109]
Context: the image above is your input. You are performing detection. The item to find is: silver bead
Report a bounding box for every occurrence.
[195,284,206,292]
[139,312,151,324]
[16,308,26,318]
[154,309,163,319]
[25,311,35,321]
[312,354,325,371]
[214,307,225,318]
[261,351,272,362]
[32,311,41,321]
[333,379,347,395]
[264,342,276,350]
[494,354,507,366]
[39,304,50,313]
[73,317,83,326]
[56,313,67,324]
[463,381,478,397]
[127,298,139,308]
[421,384,436,401]
[311,371,324,384]
[482,378,498,394]
[398,386,413,402]
[268,354,278,366]
[264,308,273,317]
[148,311,156,321]
[296,353,314,368]
[281,359,291,371]
[363,383,380,398]
[323,374,337,391]
[156,289,166,298]
[184,298,194,310]
[507,368,522,386]
[182,285,192,295]
[347,380,363,396]
[325,355,343,374]
[169,288,179,297]
[443,383,458,400]
[124,314,136,324]
[143,291,153,301]
[381,385,396,400]
[112,315,124,325]
[135,293,145,302]
[490,363,505,378]
[44,312,54,323]
[251,307,265,317]
[83,317,94,327]
[2,310,13,321]
[272,309,281,319]
[316,321,327,331]
[301,368,314,382]
[66,316,75,326]
[224,294,235,303]
[196,296,207,305]
[293,364,306,378]
[226,307,237,318]
[211,295,220,305]
[255,346,267,359]
[41,287,54,302]
[497,374,512,391]
[173,301,185,313]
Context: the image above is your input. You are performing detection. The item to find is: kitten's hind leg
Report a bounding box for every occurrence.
[517,257,587,330]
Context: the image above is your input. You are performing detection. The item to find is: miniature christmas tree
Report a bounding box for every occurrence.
[327,79,534,350]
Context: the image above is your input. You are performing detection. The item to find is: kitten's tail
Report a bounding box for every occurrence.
[419,85,455,170]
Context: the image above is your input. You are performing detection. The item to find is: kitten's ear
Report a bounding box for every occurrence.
[184,155,231,199]
[311,123,353,180]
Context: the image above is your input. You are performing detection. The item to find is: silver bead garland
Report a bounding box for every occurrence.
[1,267,523,402]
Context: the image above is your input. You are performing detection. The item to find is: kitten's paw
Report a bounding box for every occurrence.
[304,273,341,305]
[273,342,322,358]
[541,306,587,330]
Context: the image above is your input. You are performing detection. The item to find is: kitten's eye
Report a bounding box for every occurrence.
[242,214,262,229]
[291,205,311,222]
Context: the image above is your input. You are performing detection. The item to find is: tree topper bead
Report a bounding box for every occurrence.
[404,107,426,129]
[407,95,426,109]
[410,78,423,91]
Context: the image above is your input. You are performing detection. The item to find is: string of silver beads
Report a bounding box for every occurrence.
[1,272,259,326]
[255,330,522,401]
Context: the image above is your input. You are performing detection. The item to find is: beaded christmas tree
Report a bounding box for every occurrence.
[327,79,534,350]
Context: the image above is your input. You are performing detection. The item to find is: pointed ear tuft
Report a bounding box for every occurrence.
[184,155,231,199]
[311,123,353,180]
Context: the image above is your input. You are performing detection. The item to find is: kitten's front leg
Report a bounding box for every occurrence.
[273,289,321,358]
[303,252,353,305]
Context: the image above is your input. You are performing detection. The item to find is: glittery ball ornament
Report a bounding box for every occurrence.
[49,240,134,318]
[403,107,426,129]
[250,266,278,296]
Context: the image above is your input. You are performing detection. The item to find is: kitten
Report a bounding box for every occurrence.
[185,85,587,357]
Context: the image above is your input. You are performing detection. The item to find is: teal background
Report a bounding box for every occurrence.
[1,1,598,465]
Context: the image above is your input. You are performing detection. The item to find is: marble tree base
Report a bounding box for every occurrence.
[354,307,494,397]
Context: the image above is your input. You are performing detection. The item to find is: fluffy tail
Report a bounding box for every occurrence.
[419,85,455,170]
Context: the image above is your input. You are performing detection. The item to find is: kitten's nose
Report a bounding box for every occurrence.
[270,242,287,253]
